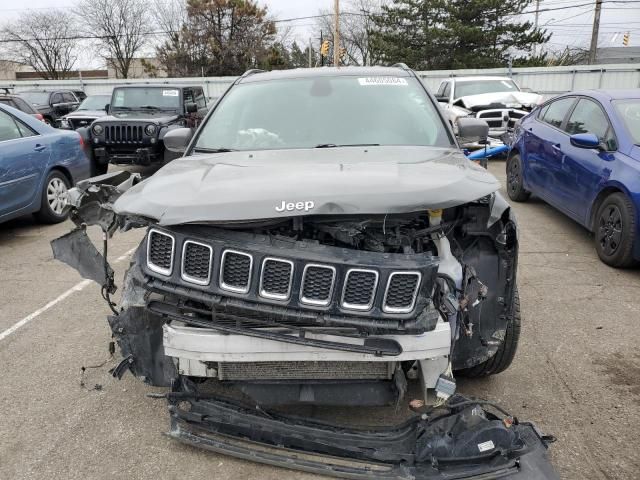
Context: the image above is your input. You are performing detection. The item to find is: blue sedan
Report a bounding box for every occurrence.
[0,103,91,224]
[508,89,640,267]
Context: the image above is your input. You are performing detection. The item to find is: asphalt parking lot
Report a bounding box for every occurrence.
[1,161,639,480]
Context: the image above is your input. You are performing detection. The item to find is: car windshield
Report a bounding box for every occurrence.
[455,80,519,98]
[111,88,180,110]
[78,95,111,111]
[193,75,452,151]
[19,92,50,105]
[613,99,640,144]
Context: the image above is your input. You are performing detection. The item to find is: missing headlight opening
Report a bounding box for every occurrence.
[51,67,557,479]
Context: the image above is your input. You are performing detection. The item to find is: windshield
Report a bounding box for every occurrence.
[193,76,452,151]
[19,92,50,105]
[613,99,640,144]
[455,80,519,98]
[78,95,111,111]
[111,88,180,111]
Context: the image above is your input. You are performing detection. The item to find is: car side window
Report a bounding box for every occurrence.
[62,92,75,103]
[436,82,446,96]
[194,88,206,109]
[51,93,63,105]
[442,82,451,99]
[565,98,616,150]
[183,88,194,105]
[15,118,37,138]
[540,97,575,129]
[0,110,24,142]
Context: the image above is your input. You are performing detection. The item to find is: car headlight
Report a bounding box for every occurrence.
[145,124,157,136]
[92,124,103,135]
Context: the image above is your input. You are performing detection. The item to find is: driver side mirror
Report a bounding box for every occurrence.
[185,102,198,114]
[163,128,193,153]
[104,104,110,113]
[456,117,490,141]
[570,133,600,149]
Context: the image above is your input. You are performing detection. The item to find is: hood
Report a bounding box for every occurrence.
[457,91,543,110]
[64,109,107,119]
[113,146,500,225]
[96,112,180,124]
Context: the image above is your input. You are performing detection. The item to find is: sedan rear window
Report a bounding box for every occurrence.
[613,99,640,144]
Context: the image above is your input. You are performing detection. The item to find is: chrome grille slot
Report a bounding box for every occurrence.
[181,241,213,285]
[147,229,174,276]
[220,250,253,293]
[259,258,293,300]
[342,269,378,311]
[107,124,143,142]
[383,272,421,313]
[300,264,335,306]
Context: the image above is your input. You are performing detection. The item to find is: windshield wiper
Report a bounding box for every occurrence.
[112,106,131,111]
[314,143,380,148]
[193,147,236,153]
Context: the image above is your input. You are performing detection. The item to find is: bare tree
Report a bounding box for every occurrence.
[76,0,151,78]
[1,10,78,79]
[314,0,386,66]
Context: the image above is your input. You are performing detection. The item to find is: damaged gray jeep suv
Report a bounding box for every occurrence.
[53,66,558,479]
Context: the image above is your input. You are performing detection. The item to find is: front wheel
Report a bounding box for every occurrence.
[594,193,637,268]
[506,154,530,202]
[34,171,71,223]
[456,287,521,378]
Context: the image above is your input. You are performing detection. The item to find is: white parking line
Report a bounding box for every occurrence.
[0,247,137,342]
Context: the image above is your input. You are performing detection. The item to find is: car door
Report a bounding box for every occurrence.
[50,92,65,119]
[559,97,617,225]
[0,109,49,218]
[523,97,577,205]
[63,92,80,112]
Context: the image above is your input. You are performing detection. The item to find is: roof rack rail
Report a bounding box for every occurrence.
[391,63,410,71]
[240,69,266,79]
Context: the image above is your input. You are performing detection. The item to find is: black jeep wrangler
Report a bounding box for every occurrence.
[84,85,208,175]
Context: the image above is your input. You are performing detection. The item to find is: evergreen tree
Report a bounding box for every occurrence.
[370,0,549,69]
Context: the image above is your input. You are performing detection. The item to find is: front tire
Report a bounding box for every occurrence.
[506,153,530,202]
[34,171,70,223]
[457,287,522,378]
[594,193,637,268]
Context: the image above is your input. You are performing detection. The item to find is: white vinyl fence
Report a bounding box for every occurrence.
[2,63,640,100]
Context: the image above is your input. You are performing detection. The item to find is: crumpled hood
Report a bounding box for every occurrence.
[64,109,106,119]
[113,146,501,225]
[457,91,543,109]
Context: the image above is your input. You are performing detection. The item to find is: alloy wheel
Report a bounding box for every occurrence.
[46,177,68,215]
[597,204,623,256]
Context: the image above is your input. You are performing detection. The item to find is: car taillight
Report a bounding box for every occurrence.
[34,113,44,122]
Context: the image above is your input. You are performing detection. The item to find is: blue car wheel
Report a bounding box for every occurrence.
[594,193,637,268]
[34,171,71,224]
[506,153,530,202]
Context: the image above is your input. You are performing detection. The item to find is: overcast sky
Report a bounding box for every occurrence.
[1,0,638,68]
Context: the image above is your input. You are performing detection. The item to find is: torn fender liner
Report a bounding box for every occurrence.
[167,381,559,480]
[108,307,176,386]
[51,228,113,286]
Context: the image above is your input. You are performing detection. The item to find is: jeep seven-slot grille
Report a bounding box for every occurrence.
[147,230,174,275]
[260,258,293,299]
[384,273,421,313]
[105,125,143,143]
[182,241,212,284]
[220,251,252,292]
[301,265,335,305]
[144,230,432,316]
[342,270,378,310]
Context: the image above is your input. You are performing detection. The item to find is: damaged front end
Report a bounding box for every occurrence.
[52,161,556,478]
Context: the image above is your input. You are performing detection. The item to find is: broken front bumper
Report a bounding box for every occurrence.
[166,379,559,480]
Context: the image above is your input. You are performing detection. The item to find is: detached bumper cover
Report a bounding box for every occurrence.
[166,381,559,480]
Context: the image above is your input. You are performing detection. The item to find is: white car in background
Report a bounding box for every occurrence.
[435,76,543,139]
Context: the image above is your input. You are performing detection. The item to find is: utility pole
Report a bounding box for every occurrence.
[532,0,540,57]
[589,0,603,65]
[308,37,312,68]
[320,31,324,66]
[333,0,340,67]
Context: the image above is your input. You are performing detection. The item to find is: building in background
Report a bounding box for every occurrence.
[596,47,640,64]
[106,58,168,79]
[0,60,32,81]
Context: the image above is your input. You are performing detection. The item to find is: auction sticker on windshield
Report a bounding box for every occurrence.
[358,77,408,86]
[163,89,179,96]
